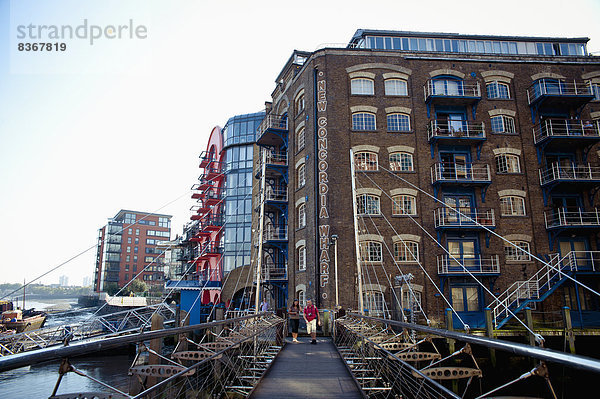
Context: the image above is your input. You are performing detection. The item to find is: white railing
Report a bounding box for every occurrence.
[263,226,288,241]
[544,208,600,228]
[433,208,495,228]
[539,163,600,185]
[437,255,500,274]
[264,187,288,202]
[257,114,288,137]
[532,118,600,144]
[427,120,486,141]
[491,250,600,327]
[527,79,593,104]
[261,265,288,280]
[431,162,491,184]
[424,80,481,100]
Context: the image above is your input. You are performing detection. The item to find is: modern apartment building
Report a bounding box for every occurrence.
[253,29,600,329]
[93,209,171,292]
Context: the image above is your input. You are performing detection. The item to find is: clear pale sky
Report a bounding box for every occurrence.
[1,0,599,286]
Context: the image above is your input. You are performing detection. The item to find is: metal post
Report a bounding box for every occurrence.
[485,308,496,366]
[445,308,455,353]
[525,307,536,347]
[562,306,576,354]
[332,235,339,310]
[349,149,364,314]
[255,149,267,314]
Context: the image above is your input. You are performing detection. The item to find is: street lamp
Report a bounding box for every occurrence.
[331,234,339,311]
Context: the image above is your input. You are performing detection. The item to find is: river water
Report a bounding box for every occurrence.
[0,298,134,398]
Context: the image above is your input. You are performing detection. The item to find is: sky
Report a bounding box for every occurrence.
[0,0,599,286]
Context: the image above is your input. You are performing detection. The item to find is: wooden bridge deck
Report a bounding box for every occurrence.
[250,337,363,399]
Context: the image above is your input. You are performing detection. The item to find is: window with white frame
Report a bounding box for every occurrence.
[297,290,306,307]
[402,288,422,311]
[389,152,414,172]
[384,79,408,96]
[354,151,378,171]
[351,78,375,95]
[352,112,376,131]
[295,91,305,115]
[495,154,521,173]
[298,245,306,270]
[298,203,306,228]
[592,83,600,101]
[297,164,306,188]
[500,196,526,216]
[394,241,419,263]
[297,127,305,151]
[357,194,381,215]
[505,241,531,261]
[387,113,411,132]
[360,241,383,262]
[363,291,385,315]
[392,195,417,216]
[490,115,516,134]
[486,81,510,99]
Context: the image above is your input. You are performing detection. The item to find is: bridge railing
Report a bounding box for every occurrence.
[335,313,600,398]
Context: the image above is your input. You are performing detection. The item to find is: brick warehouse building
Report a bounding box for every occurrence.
[252,29,600,330]
[94,209,171,292]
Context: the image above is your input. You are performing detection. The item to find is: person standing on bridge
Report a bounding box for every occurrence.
[288,298,300,343]
[303,299,320,345]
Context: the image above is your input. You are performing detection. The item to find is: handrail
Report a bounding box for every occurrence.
[427,120,486,140]
[424,79,481,100]
[544,208,600,228]
[539,163,600,185]
[431,162,491,183]
[532,118,600,144]
[257,114,288,137]
[437,254,500,274]
[345,313,600,374]
[527,79,593,104]
[434,207,495,228]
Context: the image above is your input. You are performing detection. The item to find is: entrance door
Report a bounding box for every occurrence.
[440,152,470,180]
[448,238,478,270]
[559,239,589,270]
[444,194,473,224]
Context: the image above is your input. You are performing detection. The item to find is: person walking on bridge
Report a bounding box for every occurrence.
[288,298,300,343]
[303,299,320,345]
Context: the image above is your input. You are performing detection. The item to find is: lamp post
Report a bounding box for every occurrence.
[331,234,339,311]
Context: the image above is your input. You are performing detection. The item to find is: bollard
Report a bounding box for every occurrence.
[323,310,331,336]
[148,313,164,388]
[562,306,576,354]
[445,308,455,353]
[484,308,496,367]
[524,307,535,347]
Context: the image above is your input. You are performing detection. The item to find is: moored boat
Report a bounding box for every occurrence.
[0,300,47,333]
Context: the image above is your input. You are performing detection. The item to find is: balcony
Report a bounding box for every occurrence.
[559,251,600,273]
[265,186,288,202]
[264,225,288,241]
[431,162,491,185]
[437,255,500,275]
[256,150,288,177]
[533,119,600,147]
[204,188,224,206]
[198,150,217,169]
[424,79,481,118]
[165,278,221,290]
[262,265,288,281]
[202,165,224,181]
[434,208,495,229]
[194,242,223,261]
[200,215,224,233]
[427,120,486,143]
[545,208,600,230]
[256,114,288,147]
[539,163,600,187]
[527,79,594,108]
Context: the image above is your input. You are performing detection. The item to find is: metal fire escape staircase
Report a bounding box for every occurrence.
[491,251,599,329]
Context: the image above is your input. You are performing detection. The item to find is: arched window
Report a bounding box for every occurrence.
[500,196,526,216]
[357,194,381,215]
[297,290,306,307]
[486,81,510,99]
[297,164,306,188]
[297,203,306,228]
[352,112,376,131]
[359,241,383,263]
[363,291,385,316]
[490,115,516,134]
[298,245,306,270]
[394,241,419,263]
[384,79,408,96]
[295,90,305,115]
[389,152,414,172]
[392,195,417,216]
[297,127,305,150]
[354,151,378,171]
[495,154,521,174]
[351,78,375,95]
[431,77,464,96]
[387,113,411,132]
[505,241,531,261]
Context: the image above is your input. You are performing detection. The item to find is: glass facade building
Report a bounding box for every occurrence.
[222,112,265,273]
